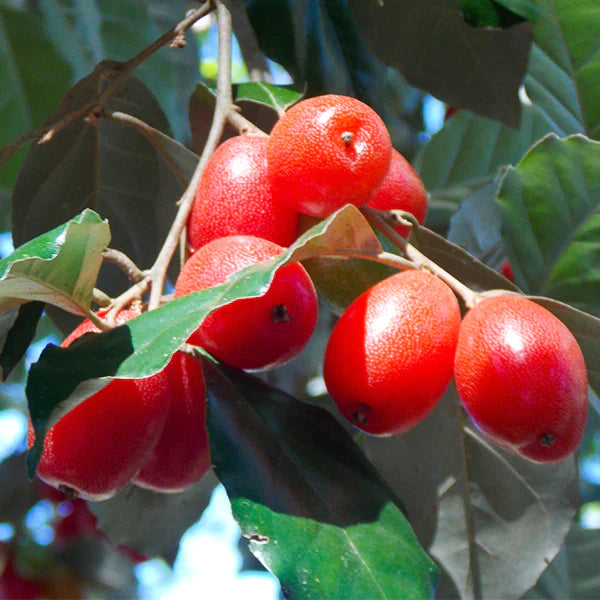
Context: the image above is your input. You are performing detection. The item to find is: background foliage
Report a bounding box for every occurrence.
[1,0,600,598]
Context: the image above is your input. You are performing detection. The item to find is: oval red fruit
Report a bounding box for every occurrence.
[454,294,588,462]
[324,270,461,435]
[187,135,298,251]
[267,94,392,218]
[174,235,318,370]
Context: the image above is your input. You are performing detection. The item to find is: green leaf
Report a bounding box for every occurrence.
[0,209,109,314]
[11,70,184,297]
[348,0,532,128]
[0,5,72,205]
[202,357,439,599]
[234,82,302,114]
[459,0,529,27]
[26,206,381,470]
[364,384,579,599]
[0,301,44,381]
[38,0,199,141]
[89,472,218,564]
[497,134,600,315]
[565,525,600,599]
[523,0,600,140]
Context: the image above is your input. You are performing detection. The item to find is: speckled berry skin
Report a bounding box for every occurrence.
[30,310,169,501]
[367,149,428,238]
[324,270,461,435]
[266,95,392,218]
[187,136,298,252]
[133,352,210,492]
[454,295,588,463]
[174,235,318,371]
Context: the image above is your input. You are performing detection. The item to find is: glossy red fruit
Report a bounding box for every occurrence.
[500,260,514,282]
[324,270,461,435]
[267,94,392,218]
[454,294,588,463]
[174,235,318,370]
[29,310,169,501]
[367,148,428,238]
[133,352,210,492]
[187,136,298,252]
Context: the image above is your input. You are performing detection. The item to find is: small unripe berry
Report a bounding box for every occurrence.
[174,235,318,371]
[324,270,461,435]
[454,295,588,462]
[267,95,392,218]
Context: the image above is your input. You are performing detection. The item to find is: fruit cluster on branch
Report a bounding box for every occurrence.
[31,94,588,502]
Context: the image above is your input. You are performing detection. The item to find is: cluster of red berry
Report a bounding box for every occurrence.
[30,94,587,502]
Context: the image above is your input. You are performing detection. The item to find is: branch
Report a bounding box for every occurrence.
[147,0,234,310]
[361,206,479,308]
[102,248,148,283]
[0,3,214,172]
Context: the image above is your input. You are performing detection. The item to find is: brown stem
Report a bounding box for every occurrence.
[147,0,234,310]
[361,206,479,308]
[0,3,214,169]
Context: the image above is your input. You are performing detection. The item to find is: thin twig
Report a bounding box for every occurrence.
[105,276,153,324]
[147,0,234,310]
[102,248,148,283]
[92,288,112,308]
[0,3,214,171]
[361,206,479,308]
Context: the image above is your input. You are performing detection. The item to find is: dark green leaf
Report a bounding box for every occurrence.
[528,296,600,397]
[0,209,109,314]
[202,357,438,599]
[411,226,519,294]
[241,0,423,154]
[364,384,579,599]
[523,0,600,140]
[497,134,600,315]
[348,0,532,128]
[11,70,183,297]
[0,5,72,199]
[0,301,44,381]
[459,0,528,27]
[565,525,600,599]
[89,472,218,564]
[39,0,199,141]
[26,206,381,470]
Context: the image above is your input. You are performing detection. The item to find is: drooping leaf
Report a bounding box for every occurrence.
[11,70,185,298]
[411,226,519,294]
[497,134,600,315]
[363,384,579,599]
[202,357,439,599]
[0,209,109,314]
[347,0,532,128]
[38,0,199,141]
[26,205,381,471]
[89,472,218,565]
[0,301,44,381]
[564,525,600,599]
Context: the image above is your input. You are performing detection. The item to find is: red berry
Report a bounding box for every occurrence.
[454,295,588,462]
[29,310,170,500]
[174,235,318,370]
[187,136,298,252]
[367,148,428,238]
[133,352,210,492]
[324,270,461,435]
[500,260,514,282]
[267,94,392,218]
